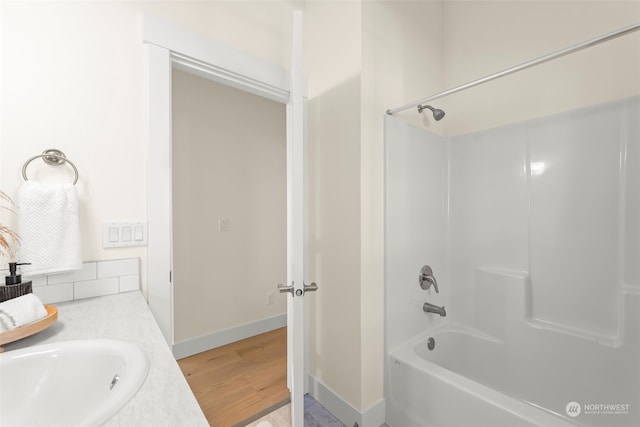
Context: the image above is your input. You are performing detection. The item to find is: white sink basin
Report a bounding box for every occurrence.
[0,339,150,427]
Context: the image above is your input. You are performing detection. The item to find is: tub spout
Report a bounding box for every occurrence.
[423,302,446,317]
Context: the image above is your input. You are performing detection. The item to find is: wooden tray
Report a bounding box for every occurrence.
[0,305,58,351]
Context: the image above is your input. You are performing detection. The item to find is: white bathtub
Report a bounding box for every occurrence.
[386,320,639,427]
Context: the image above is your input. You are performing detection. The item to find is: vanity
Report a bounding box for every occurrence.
[1,291,208,426]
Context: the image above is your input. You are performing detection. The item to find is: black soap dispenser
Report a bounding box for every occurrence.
[1,262,32,302]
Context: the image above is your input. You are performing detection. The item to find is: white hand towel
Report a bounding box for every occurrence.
[0,293,48,332]
[17,181,82,275]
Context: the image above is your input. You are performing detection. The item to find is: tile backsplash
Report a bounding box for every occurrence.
[1,258,140,304]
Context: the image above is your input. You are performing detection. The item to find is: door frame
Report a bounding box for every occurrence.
[144,13,292,346]
[144,15,311,407]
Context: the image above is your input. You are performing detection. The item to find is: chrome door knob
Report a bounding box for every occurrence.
[303,282,318,294]
[278,283,295,295]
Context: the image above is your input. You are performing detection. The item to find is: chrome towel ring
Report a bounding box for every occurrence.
[22,149,79,185]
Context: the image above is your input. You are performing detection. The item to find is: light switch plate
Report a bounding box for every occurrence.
[103,222,148,248]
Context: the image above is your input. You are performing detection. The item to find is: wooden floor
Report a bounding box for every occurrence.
[178,327,289,426]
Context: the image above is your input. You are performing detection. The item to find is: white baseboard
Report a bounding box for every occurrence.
[172,313,287,359]
[308,374,386,427]
[362,398,386,427]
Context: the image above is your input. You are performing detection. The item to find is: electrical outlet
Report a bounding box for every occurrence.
[218,218,229,232]
[267,292,275,305]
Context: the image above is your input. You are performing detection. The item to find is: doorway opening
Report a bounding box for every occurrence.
[171,69,288,425]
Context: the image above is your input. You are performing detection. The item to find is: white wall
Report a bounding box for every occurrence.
[441,0,640,137]
[1,1,149,281]
[171,69,286,343]
[0,1,300,295]
[305,0,447,416]
[306,0,363,411]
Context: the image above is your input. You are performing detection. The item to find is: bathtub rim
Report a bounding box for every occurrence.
[388,322,579,427]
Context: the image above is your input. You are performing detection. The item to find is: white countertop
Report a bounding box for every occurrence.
[3,291,209,427]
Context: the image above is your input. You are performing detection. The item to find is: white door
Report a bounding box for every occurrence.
[280,10,314,427]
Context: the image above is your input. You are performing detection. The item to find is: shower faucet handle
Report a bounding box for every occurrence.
[419,265,439,293]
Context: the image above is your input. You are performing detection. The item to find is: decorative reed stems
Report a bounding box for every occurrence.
[0,191,18,260]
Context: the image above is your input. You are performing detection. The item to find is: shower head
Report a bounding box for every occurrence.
[417,104,445,121]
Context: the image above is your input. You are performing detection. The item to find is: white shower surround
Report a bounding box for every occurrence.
[384,97,640,427]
